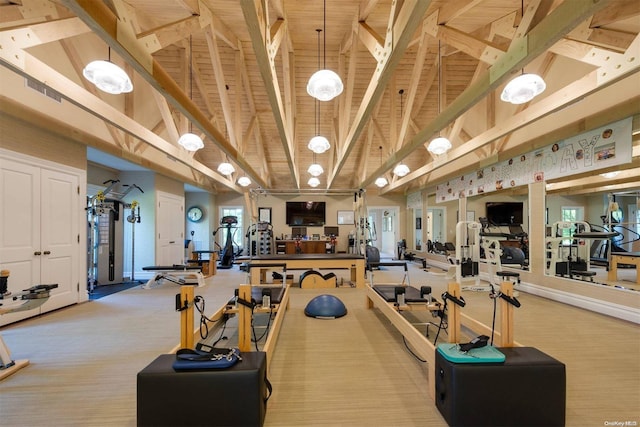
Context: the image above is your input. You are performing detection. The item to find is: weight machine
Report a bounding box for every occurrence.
[353,189,380,269]
[87,180,143,291]
[213,216,240,269]
[246,222,274,256]
[450,221,482,288]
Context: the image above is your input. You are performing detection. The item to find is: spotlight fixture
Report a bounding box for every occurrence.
[393,163,410,177]
[501,73,546,105]
[217,162,235,176]
[375,146,387,188]
[177,36,204,152]
[306,2,343,102]
[427,41,452,156]
[237,176,251,187]
[308,163,324,177]
[308,177,321,187]
[82,47,133,95]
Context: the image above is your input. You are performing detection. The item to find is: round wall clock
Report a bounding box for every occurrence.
[187,206,204,222]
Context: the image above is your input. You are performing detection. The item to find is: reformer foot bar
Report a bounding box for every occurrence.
[141,265,205,289]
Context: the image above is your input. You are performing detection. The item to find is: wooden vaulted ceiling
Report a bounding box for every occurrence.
[1,0,639,195]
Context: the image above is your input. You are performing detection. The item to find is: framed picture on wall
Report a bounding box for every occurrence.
[337,210,355,225]
[259,207,272,224]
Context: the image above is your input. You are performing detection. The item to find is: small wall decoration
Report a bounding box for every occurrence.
[416,218,422,230]
[258,207,272,224]
[337,210,354,225]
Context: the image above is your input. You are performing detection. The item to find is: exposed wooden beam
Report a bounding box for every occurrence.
[366,0,613,189]
[327,0,432,188]
[241,0,298,187]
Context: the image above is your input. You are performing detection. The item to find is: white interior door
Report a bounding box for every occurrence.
[40,168,80,311]
[156,191,184,266]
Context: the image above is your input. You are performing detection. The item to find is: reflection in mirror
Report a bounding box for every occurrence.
[545,190,639,291]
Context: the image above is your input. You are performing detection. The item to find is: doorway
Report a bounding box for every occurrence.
[368,206,399,258]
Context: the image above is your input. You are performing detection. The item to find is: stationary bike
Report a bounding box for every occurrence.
[213,216,240,269]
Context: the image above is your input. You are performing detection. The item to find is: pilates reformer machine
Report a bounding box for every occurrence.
[364,269,536,402]
[0,270,58,380]
[141,264,206,289]
[137,275,289,426]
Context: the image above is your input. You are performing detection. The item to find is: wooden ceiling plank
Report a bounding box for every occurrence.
[590,0,640,27]
[328,0,432,188]
[437,0,484,24]
[369,0,614,190]
[59,0,265,188]
[358,0,379,21]
[241,0,298,187]
[586,27,637,52]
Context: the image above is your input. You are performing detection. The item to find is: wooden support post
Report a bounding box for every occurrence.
[499,281,515,347]
[238,284,253,352]
[210,252,218,275]
[179,285,195,349]
[447,282,462,343]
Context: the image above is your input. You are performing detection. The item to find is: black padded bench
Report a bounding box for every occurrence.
[137,352,268,426]
[571,270,596,282]
[435,346,565,426]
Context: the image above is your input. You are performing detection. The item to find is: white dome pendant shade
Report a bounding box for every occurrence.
[177,133,204,151]
[307,163,324,177]
[83,60,133,94]
[427,136,452,155]
[308,135,330,154]
[237,176,251,187]
[500,73,546,105]
[375,177,388,188]
[307,69,343,102]
[393,163,410,177]
[217,162,235,176]
[308,177,321,187]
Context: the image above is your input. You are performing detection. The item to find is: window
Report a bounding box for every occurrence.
[219,207,244,249]
[561,206,584,244]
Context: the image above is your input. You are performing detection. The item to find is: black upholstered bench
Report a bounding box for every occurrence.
[137,352,268,426]
[435,346,565,426]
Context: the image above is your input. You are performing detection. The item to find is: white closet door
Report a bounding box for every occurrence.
[0,160,41,324]
[156,192,184,266]
[40,168,79,311]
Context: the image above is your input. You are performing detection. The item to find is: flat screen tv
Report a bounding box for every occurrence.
[486,202,524,225]
[286,201,326,226]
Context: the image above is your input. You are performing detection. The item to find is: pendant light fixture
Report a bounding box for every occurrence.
[394,88,411,177]
[375,146,388,188]
[177,36,204,151]
[500,1,546,105]
[306,1,343,102]
[308,29,331,154]
[217,162,235,176]
[83,46,133,95]
[237,176,251,187]
[308,161,324,177]
[308,177,321,187]
[427,40,452,156]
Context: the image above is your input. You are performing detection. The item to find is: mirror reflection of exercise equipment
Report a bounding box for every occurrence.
[213,216,240,269]
[87,180,143,291]
[450,221,481,288]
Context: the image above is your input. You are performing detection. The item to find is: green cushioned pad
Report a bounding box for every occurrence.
[437,343,505,363]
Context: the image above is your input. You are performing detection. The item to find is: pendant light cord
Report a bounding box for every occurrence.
[189,35,193,134]
[323,0,327,69]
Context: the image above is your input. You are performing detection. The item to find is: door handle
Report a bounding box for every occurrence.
[169,241,175,244]
[34,251,42,256]
[44,251,51,255]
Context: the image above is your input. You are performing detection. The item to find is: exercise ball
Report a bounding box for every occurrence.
[304,294,347,319]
